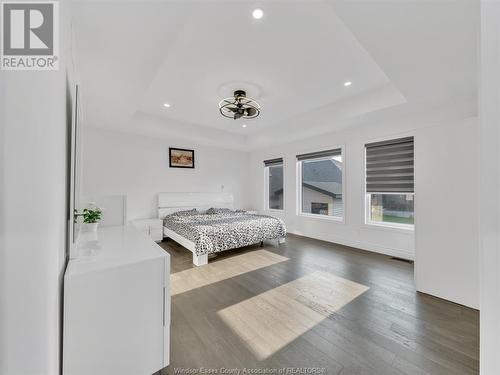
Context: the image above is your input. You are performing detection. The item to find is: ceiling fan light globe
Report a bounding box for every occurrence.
[246,107,257,117]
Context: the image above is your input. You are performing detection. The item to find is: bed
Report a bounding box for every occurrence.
[158,192,286,266]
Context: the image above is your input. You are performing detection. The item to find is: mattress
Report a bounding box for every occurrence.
[163,210,286,256]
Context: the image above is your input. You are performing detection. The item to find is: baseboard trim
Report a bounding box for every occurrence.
[288,230,415,261]
[416,290,479,311]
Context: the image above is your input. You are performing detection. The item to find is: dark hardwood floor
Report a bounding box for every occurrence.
[158,234,479,375]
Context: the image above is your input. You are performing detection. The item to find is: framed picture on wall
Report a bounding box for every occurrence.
[169,148,195,168]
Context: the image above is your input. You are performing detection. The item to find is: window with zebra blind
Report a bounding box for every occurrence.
[264,158,284,211]
[365,136,414,229]
[296,148,344,221]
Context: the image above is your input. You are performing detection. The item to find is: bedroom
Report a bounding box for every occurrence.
[1,1,499,375]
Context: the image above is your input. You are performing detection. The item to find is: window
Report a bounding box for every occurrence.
[311,202,329,215]
[365,137,414,228]
[368,193,414,225]
[264,158,284,210]
[297,148,343,220]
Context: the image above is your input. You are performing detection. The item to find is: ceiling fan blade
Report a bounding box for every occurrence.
[228,107,239,112]
[234,112,243,120]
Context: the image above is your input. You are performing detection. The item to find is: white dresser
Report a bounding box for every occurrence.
[63,226,170,375]
[132,218,163,242]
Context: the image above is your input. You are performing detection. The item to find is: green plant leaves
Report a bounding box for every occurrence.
[75,207,102,224]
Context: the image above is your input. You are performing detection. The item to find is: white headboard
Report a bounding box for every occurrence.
[157,192,234,218]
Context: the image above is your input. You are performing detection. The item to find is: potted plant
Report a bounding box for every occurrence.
[77,204,103,232]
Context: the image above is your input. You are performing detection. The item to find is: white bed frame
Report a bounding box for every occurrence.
[157,192,285,266]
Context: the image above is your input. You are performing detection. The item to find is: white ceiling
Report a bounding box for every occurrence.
[72,0,478,150]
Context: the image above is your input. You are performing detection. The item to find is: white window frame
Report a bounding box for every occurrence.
[363,133,415,231]
[264,160,285,212]
[296,146,345,223]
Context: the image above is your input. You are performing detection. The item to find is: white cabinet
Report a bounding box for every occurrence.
[132,218,163,242]
[64,226,170,375]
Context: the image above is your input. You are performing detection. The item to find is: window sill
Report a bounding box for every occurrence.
[362,222,414,234]
[297,213,345,224]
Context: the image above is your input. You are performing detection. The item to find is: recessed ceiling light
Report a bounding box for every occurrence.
[252,8,264,19]
[344,81,352,87]
[242,124,247,128]
[163,103,171,108]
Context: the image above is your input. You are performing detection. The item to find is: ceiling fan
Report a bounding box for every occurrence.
[219,90,261,120]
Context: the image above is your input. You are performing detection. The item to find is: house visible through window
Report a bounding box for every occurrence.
[264,158,284,210]
[297,148,343,219]
[365,137,414,228]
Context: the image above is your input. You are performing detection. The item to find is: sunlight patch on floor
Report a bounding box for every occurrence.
[217,270,370,360]
[171,250,289,296]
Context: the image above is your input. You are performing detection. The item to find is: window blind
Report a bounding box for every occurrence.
[263,157,283,167]
[296,148,341,161]
[365,136,414,193]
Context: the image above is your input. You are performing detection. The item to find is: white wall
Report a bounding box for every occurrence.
[480,1,500,373]
[250,122,416,261]
[249,114,479,309]
[414,118,479,309]
[0,2,74,374]
[81,127,252,220]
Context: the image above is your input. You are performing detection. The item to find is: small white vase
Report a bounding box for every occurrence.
[81,222,99,233]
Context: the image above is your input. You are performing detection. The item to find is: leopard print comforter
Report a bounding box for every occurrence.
[163,211,286,256]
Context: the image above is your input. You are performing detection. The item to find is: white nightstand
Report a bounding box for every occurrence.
[132,219,163,242]
[243,210,259,215]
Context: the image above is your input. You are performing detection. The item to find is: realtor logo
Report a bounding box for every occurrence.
[1,1,59,70]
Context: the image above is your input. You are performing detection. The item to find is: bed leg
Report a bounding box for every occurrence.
[193,253,208,267]
[278,237,286,245]
[260,241,264,247]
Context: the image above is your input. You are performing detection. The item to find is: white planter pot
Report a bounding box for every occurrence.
[81,222,99,233]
